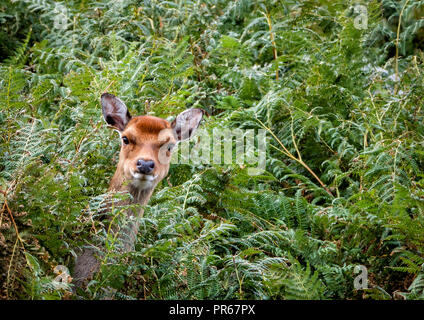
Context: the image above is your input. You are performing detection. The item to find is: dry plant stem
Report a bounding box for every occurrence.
[0,190,25,249]
[6,238,18,299]
[232,255,243,298]
[1,189,28,298]
[103,80,116,94]
[256,117,333,197]
[394,0,410,94]
[263,11,278,81]
[290,113,302,161]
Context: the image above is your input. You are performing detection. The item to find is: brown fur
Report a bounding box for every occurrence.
[109,116,176,192]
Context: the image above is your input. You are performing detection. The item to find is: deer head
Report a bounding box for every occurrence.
[101,93,204,198]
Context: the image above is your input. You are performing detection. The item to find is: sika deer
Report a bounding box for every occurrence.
[72,93,204,290]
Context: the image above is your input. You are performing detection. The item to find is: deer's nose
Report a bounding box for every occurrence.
[136,159,155,175]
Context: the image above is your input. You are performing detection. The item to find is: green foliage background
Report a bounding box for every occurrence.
[0,0,423,300]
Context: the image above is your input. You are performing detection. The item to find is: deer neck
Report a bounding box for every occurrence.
[128,184,155,205]
[109,167,155,205]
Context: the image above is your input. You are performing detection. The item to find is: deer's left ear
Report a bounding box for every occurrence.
[101,93,132,131]
[171,108,204,141]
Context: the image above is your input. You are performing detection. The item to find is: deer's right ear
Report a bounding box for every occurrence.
[101,93,132,131]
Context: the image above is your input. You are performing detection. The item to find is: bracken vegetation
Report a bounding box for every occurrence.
[0,0,423,300]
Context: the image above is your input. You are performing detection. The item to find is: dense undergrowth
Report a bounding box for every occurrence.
[0,0,423,300]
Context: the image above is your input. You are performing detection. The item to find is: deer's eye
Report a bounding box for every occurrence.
[122,136,129,145]
[167,143,175,152]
